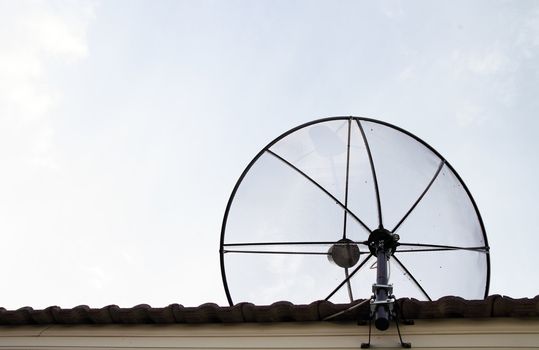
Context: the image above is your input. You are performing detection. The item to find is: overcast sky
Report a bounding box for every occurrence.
[0,0,538,309]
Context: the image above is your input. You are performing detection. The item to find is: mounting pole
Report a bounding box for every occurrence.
[363,228,411,348]
[367,228,398,331]
[374,242,390,330]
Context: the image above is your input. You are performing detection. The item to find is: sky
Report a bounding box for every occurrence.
[0,0,538,309]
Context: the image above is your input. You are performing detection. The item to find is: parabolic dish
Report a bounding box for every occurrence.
[220,117,490,305]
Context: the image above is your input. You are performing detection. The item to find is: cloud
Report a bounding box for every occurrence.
[21,8,90,60]
[0,1,96,169]
[451,49,508,76]
[455,102,485,128]
[379,0,405,19]
[398,66,415,81]
[516,6,539,58]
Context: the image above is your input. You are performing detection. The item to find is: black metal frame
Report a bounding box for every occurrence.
[223,241,487,253]
[266,149,371,233]
[343,120,354,301]
[219,116,490,306]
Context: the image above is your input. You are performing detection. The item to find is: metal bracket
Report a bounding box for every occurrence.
[372,283,393,294]
[370,284,395,314]
[360,312,412,349]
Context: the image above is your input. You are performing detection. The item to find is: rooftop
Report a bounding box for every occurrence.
[0,295,537,325]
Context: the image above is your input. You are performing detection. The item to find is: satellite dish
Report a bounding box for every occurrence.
[220,117,490,319]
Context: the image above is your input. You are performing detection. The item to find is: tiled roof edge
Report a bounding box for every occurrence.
[0,295,537,325]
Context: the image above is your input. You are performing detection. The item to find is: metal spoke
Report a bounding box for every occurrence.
[356,120,382,229]
[342,118,352,239]
[223,240,369,247]
[392,160,445,233]
[397,242,489,253]
[342,120,354,302]
[396,248,487,253]
[392,255,432,301]
[266,149,372,234]
[345,267,354,302]
[222,249,328,256]
[325,253,373,301]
